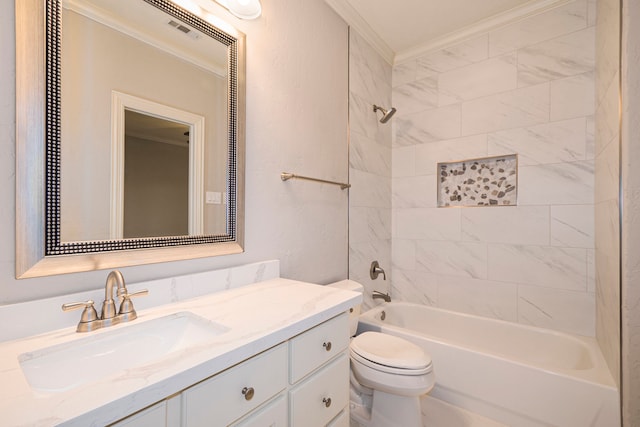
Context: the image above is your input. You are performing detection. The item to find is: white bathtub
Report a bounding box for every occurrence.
[357,302,620,427]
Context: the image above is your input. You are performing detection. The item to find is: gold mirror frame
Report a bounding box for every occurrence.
[15,0,245,278]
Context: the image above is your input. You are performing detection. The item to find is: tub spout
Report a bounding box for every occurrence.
[372,290,391,302]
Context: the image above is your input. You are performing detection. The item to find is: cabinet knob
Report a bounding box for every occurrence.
[242,387,254,401]
[323,341,332,351]
[323,397,332,408]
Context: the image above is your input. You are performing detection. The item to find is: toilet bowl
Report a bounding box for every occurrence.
[328,280,435,427]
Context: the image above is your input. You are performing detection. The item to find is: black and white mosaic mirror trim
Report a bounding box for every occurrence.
[437,154,518,208]
[45,0,240,255]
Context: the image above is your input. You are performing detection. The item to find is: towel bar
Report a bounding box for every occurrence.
[280,172,350,190]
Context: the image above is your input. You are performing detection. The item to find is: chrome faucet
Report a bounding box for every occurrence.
[372,290,391,302]
[62,270,148,332]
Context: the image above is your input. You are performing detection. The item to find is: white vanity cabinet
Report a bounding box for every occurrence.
[289,354,349,426]
[288,313,350,426]
[184,343,289,426]
[231,395,288,427]
[109,395,182,427]
[109,400,169,427]
[326,410,349,427]
[109,312,350,427]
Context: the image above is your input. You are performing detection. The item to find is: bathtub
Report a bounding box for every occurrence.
[357,302,620,427]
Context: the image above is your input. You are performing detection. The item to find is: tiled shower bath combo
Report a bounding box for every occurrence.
[390,0,597,337]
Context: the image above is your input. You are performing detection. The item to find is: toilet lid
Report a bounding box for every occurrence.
[350,331,432,370]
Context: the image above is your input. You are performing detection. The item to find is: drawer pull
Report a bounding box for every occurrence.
[242,387,255,401]
[322,397,332,408]
[323,341,332,351]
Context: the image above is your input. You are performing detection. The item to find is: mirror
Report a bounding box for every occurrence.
[16,0,245,278]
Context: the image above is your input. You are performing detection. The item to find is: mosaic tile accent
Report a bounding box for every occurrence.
[438,154,517,207]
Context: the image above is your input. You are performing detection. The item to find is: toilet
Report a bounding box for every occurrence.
[329,280,435,427]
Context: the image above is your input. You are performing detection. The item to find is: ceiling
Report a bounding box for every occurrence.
[64,0,228,75]
[126,110,191,147]
[324,0,569,63]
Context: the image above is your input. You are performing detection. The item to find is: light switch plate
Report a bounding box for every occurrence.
[206,191,222,204]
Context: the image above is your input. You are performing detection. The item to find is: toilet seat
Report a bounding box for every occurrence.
[350,332,432,375]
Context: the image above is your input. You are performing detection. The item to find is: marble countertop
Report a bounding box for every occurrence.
[0,278,360,426]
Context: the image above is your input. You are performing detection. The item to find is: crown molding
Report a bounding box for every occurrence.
[325,0,572,66]
[395,0,571,64]
[63,0,227,76]
[323,0,395,65]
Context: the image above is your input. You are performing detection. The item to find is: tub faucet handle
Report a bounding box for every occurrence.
[370,260,386,280]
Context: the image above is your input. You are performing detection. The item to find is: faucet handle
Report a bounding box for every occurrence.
[62,300,99,332]
[370,261,387,280]
[118,289,149,316]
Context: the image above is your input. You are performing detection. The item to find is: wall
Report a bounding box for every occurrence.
[621,0,640,423]
[124,137,189,238]
[595,0,621,388]
[0,0,349,304]
[348,30,393,309]
[391,0,597,336]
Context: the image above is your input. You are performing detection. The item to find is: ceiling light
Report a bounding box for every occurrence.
[171,0,202,15]
[215,0,262,20]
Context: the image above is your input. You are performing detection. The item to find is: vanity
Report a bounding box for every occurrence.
[116,311,349,427]
[0,272,360,426]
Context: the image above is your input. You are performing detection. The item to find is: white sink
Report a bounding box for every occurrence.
[18,312,229,393]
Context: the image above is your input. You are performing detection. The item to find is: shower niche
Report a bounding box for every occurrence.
[437,154,518,208]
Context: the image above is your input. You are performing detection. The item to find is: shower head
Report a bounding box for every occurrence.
[373,104,397,123]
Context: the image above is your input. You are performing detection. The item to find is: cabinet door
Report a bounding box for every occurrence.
[109,400,167,427]
[326,410,349,427]
[289,313,349,384]
[289,354,349,427]
[231,395,287,427]
[183,343,288,427]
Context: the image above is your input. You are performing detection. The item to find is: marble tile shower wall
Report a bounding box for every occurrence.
[391,0,597,336]
[594,0,621,386]
[349,30,393,310]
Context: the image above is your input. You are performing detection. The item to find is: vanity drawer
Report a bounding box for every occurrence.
[327,409,349,427]
[231,394,287,427]
[183,343,288,427]
[289,353,349,427]
[109,400,167,427]
[289,313,349,383]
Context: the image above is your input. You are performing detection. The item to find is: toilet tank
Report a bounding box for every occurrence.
[327,280,363,336]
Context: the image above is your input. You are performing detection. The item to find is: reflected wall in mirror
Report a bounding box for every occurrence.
[120,109,192,239]
[108,92,207,240]
[60,0,229,241]
[15,0,245,278]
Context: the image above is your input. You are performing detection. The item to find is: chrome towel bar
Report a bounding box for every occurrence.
[281,172,351,190]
